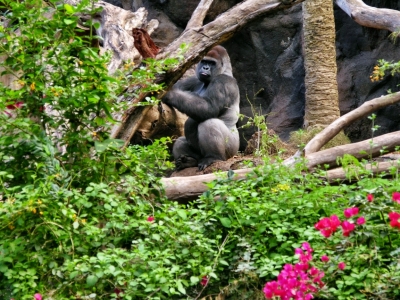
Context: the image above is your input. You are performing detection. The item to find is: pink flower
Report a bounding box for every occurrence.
[343,207,359,219]
[356,216,366,225]
[147,216,155,222]
[34,294,42,300]
[200,276,208,286]
[338,262,346,270]
[393,192,400,204]
[341,220,356,236]
[367,194,374,202]
[314,215,341,238]
[263,244,324,299]
[321,255,329,263]
[388,212,400,229]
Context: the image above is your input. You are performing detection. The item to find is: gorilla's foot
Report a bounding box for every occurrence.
[198,157,220,171]
[176,155,198,170]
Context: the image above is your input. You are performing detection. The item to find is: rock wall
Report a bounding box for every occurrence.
[106,0,400,149]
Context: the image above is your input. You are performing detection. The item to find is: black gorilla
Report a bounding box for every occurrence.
[162,45,240,170]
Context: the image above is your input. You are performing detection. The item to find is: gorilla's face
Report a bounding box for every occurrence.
[196,58,220,83]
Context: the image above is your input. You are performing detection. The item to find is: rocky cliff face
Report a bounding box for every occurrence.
[106,0,400,149]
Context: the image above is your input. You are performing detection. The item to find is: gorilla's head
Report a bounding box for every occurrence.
[196,45,233,83]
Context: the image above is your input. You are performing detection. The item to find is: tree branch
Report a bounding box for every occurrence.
[306,131,400,169]
[336,0,400,32]
[185,0,215,30]
[161,159,400,201]
[292,91,400,159]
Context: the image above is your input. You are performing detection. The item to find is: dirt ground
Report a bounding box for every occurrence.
[169,130,297,177]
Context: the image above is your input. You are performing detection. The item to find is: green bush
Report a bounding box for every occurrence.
[1,0,400,299]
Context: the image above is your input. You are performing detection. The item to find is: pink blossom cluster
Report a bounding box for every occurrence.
[389,212,400,229]
[34,294,42,300]
[314,206,366,238]
[393,192,400,204]
[263,243,324,300]
[314,215,341,238]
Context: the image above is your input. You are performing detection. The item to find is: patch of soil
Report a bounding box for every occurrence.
[169,130,297,177]
[170,155,264,177]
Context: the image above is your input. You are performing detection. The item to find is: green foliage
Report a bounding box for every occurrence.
[239,90,289,157]
[312,179,400,299]
[370,59,400,84]
[1,0,400,299]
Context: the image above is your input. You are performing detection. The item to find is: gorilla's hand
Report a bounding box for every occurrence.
[176,154,198,170]
[161,90,177,106]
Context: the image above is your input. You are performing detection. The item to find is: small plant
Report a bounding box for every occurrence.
[370,59,400,83]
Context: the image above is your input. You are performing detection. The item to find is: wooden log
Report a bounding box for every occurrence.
[161,159,400,201]
[161,168,253,201]
[283,91,400,167]
[336,0,400,32]
[306,131,400,169]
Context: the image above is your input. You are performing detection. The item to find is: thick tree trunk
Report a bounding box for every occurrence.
[302,0,340,128]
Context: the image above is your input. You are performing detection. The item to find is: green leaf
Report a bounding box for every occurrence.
[63,4,75,14]
[219,259,229,266]
[177,209,187,220]
[219,217,231,228]
[86,275,98,287]
[190,276,199,284]
[69,271,79,279]
[177,280,186,295]
[63,18,75,25]
[73,221,79,229]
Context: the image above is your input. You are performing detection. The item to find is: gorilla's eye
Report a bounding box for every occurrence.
[201,59,216,66]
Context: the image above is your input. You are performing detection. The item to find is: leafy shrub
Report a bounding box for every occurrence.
[1,0,400,299]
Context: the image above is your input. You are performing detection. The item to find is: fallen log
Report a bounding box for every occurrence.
[306,131,400,169]
[161,168,253,201]
[161,160,400,201]
[283,91,400,167]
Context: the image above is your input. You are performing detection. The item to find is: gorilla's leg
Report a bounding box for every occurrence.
[197,119,239,170]
[172,136,202,170]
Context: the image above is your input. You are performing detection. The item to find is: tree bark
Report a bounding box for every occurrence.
[336,0,400,32]
[161,159,400,201]
[283,91,400,166]
[185,0,215,30]
[302,91,400,155]
[302,0,340,129]
[305,131,400,169]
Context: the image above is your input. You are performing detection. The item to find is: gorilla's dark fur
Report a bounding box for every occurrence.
[163,45,240,170]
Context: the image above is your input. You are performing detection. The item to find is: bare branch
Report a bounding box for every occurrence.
[302,91,400,155]
[161,168,253,201]
[185,0,215,30]
[324,160,400,182]
[336,0,400,32]
[306,131,400,169]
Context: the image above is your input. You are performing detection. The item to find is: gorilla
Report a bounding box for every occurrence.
[162,45,240,171]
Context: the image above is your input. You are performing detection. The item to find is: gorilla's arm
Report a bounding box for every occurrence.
[173,76,202,92]
[163,75,239,122]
